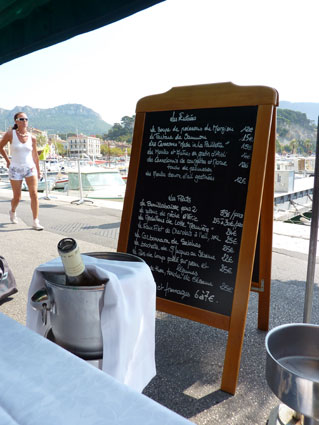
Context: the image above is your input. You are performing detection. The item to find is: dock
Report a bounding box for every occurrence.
[274,175,314,221]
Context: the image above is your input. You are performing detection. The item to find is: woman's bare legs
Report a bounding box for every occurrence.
[25,175,39,220]
[10,179,22,213]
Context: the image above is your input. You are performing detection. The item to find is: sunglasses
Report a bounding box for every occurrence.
[16,117,28,122]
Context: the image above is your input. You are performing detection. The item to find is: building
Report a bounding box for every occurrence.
[29,127,46,138]
[47,134,67,157]
[67,134,101,158]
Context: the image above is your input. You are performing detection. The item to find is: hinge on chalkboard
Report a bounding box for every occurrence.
[251,279,265,293]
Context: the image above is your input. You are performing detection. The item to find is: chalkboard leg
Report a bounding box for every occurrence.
[220,297,251,394]
[256,110,275,331]
[257,278,271,331]
[220,325,244,395]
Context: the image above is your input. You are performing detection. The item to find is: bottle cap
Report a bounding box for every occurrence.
[57,238,77,253]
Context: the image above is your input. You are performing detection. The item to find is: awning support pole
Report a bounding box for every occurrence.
[303,116,319,323]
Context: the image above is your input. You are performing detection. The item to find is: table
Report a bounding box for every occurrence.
[0,312,192,425]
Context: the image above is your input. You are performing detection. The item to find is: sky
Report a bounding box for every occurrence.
[0,0,319,126]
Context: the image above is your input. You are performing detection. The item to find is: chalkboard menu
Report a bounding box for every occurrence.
[126,106,257,316]
[118,83,278,395]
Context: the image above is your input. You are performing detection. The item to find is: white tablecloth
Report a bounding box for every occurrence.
[26,255,156,392]
[0,312,192,425]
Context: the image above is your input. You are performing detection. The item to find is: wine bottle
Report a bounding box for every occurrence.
[57,237,97,286]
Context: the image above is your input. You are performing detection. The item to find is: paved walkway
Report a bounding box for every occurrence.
[0,187,318,425]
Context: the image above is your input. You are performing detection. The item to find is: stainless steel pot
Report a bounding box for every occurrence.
[266,323,319,424]
[31,252,144,359]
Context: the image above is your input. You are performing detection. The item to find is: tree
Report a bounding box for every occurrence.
[304,139,313,155]
[105,123,126,140]
[100,144,110,156]
[276,139,283,154]
[55,142,67,156]
[289,139,297,154]
[121,116,135,132]
[110,147,124,157]
[105,115,135,143]
[36,134,48,147]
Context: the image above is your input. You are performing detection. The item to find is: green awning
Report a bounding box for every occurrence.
[0,0,165,65]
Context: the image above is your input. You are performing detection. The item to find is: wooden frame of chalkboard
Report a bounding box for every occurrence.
[118,82,278,394]
[250,109,276,331]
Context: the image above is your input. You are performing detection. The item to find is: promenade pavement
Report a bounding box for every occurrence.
[0,187,318,425]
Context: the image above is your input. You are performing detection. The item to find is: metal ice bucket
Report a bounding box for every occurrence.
[265,323,319,424]
[31,252,144,360]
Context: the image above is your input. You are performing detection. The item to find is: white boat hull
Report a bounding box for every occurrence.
[66,168,126,199]
[22,179,55,192]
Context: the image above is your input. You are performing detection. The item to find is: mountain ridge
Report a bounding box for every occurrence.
[0,104,111,135]
[0,102,318,144]
[277,107,316,145]
[279,101,319,123]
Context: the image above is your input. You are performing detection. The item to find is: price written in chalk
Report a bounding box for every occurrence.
[127,105,258,316]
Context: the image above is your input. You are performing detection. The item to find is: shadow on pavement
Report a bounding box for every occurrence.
[0,295,17,306]
[143,313,237,418]
[83,222,121,230]
[39,204,58,209]
[0,228,36,233]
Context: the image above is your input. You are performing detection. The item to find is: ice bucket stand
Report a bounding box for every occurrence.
[27,251,156,393]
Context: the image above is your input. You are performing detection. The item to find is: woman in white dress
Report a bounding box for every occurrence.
[0,112,43,230]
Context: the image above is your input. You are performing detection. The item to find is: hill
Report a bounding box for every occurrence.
[0,104,111,135]
[277,108,316,144]
[0,103,316,146]
[279,101,319,123]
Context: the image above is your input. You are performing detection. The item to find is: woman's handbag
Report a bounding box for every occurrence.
[0,256,17,301]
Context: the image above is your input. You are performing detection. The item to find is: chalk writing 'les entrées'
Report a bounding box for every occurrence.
[127,107,257,315]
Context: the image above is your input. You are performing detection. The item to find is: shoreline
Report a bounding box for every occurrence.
[0,186,124,210]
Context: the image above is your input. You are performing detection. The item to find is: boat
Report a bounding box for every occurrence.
[22,177,55,192]
[66,167,126,199]
[0,165,8,176]
[285,211,311,226]
[0,160,8,179]
[118,166,128,182]
[54,175,68,190]
[0,179,11,189]
[43,158,65,173]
